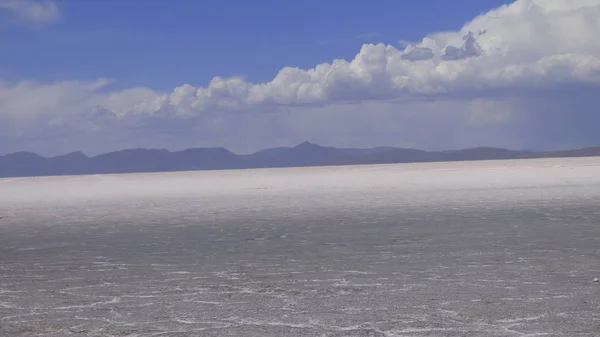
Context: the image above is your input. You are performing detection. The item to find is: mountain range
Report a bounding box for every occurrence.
[2,141,600,178]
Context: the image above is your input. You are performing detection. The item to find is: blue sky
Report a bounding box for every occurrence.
[1,0,599,155]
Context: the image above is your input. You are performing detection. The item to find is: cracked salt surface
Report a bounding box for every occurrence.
[2,158,600,336]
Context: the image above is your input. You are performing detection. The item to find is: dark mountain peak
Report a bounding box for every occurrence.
[249,147,291,158]
[56,151,88,159]
[93,148,168,159]
[464,146,515,151]
[295,141,320,149]
[258,141,336,167]
[4,151,43,160]
[124,148,169,153]
[177,147,236,156]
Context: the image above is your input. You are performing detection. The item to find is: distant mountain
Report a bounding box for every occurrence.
[88,147,242,174]
[520,147,600,159]
[242,146,291,160]
[2,142,600,178]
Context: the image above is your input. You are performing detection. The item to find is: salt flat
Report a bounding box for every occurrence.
[1,158,600,336]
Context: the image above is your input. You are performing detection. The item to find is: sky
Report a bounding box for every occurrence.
[1,0,599,156]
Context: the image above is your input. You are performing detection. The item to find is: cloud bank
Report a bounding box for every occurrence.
[1,0,600,155]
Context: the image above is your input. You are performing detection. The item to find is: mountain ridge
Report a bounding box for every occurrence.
[2,142,600,178]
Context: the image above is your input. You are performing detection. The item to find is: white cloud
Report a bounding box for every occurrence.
[1,0,600,154]
[0,79,110,119]
[123,0,599,115]
[3,0,599,119]
[0,0,60,24]
[100,0,599,115]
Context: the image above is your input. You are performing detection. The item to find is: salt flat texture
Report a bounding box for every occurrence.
[1,158,600,336]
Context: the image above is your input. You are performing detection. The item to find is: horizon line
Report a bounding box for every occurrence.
[0,141,555,158]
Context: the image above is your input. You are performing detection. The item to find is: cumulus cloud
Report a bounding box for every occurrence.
[3,0,599,119]
[0,0,59,24]
[85,0,599,116]
[1,0,600,154]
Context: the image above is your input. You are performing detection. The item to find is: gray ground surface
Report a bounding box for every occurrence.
[1,158,600,336]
